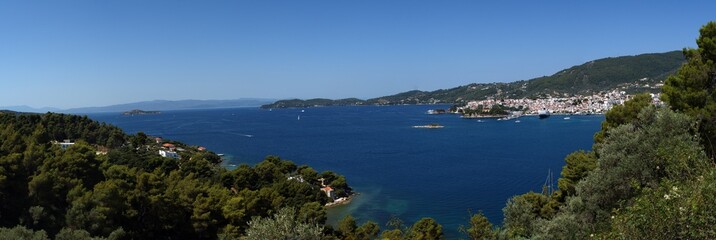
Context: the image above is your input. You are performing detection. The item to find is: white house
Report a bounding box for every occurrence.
[321,186,335,199]
[57,140,75,150]
[159,150,179,159]
[288,176,305,183]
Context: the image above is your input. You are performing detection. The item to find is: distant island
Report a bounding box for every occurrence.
[65,98,276,114]
[122,109,161,115]
[1,98,277,114]
[261,51,684,109]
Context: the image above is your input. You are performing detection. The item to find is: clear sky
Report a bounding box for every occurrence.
[1,1,714,109]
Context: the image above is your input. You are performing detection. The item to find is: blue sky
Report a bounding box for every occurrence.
[1,1,714,109]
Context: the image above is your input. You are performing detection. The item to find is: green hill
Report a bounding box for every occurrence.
[524,50,684,97]
[262,51,685,108]
[0,112,351,239]
[264,98,365,108]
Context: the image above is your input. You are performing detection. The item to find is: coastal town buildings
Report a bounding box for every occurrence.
[457,91,662,115]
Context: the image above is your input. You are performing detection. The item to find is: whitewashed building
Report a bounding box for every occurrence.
[159,150,179,159]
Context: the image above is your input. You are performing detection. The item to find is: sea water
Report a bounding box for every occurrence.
[89,105,602,238]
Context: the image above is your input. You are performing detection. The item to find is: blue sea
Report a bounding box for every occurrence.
[89,105,602,238]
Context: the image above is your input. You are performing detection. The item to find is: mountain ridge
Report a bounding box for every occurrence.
[1,98,276,113]
[63,98,276,113]
[262,50,685,108]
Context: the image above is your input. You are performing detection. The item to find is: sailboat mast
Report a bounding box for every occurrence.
[543,169,554,196]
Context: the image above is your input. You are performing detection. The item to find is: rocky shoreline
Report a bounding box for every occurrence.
[326,193,357,208]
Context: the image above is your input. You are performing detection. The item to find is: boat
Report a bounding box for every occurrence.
[515,120,521,123]
[413,123,444,129]
[543,169,555,195]
[563,117,571,120]
[427,109,447,115]
[538,109,550,119]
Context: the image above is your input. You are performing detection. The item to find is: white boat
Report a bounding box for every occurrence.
[427,109,447,114]
[563,117,571,120]
[538,109,550,119]
[413,123,444,129]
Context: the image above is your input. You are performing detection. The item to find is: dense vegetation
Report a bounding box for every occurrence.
[525,51,683,97]
[262,51,685,108]
[458,21,716,240]
[0,112,357,239]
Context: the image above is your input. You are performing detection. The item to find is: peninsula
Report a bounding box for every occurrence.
[122,109,161,115]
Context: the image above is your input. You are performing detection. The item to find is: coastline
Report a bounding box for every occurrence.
[460,115,506,119]
[326,193,358,208]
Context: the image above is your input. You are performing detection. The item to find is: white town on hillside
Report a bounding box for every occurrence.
[456,90,662,116]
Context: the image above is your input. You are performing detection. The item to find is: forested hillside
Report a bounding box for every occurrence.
[524,50,684,96]
[0,112,353,239]
[262,51,685,108]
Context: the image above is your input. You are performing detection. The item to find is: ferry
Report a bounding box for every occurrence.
[538,109,551,119]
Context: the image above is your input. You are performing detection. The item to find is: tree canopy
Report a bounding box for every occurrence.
[662,21,716,159]
[0,112,347,239]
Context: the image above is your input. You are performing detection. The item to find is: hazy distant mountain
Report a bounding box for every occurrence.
[0,105,61,113]
[262,51,685,108]
[62,99,276,113]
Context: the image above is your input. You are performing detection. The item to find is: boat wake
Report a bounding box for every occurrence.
[223,131,254,138]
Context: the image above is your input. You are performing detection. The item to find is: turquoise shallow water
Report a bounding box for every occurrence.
[89,105,603,238]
